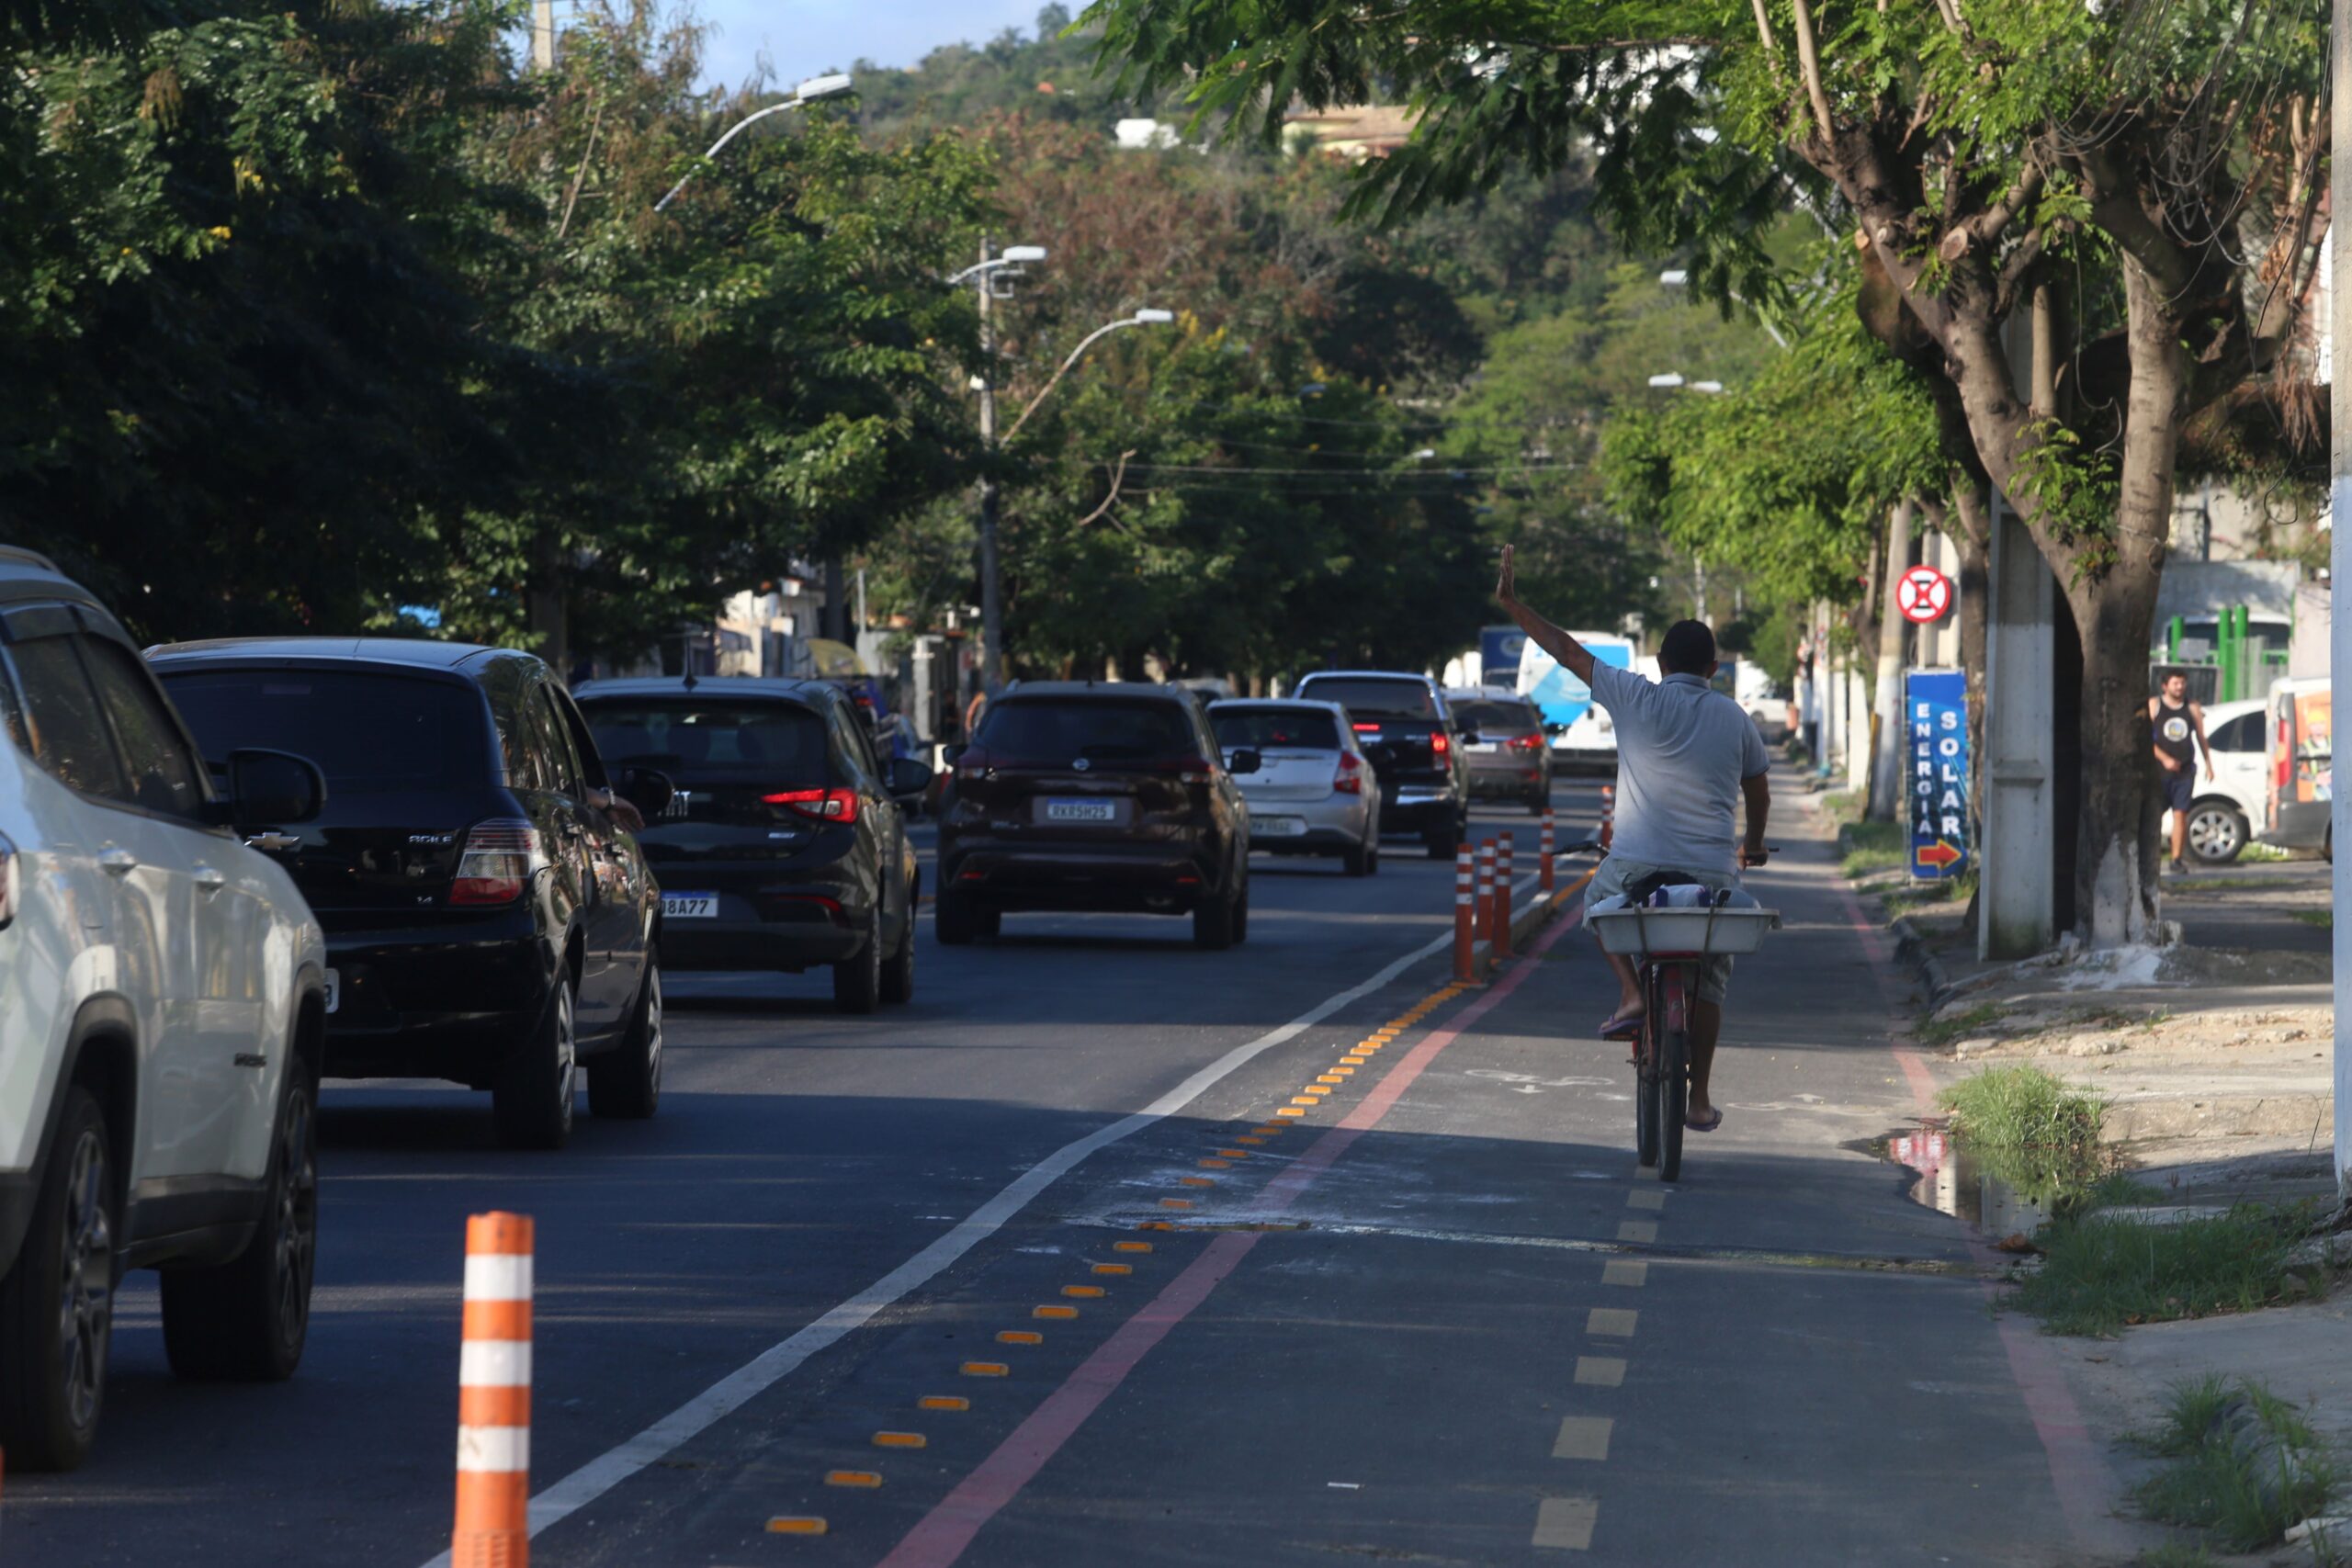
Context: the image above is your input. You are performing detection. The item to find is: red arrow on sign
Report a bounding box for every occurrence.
[1915,840,1962,870]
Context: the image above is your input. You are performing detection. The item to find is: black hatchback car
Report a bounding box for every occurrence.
[936,682,1260,949]
[571,677,930,1012]
[150,639,670,1148]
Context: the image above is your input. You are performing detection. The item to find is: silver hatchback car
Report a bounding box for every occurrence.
[1208,699,1381,875]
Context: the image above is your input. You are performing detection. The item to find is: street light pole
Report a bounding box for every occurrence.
[1002,310,1175,443]
[977,235,1005,696]
[652,73,854,213]
[2329,0,2349,1203]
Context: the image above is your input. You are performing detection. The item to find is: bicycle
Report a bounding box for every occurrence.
[1576,855,1778,1182]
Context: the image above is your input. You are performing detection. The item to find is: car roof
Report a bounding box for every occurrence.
[1207,697,1348,713]
[996,682,1193,703]
[0,547,128,623]
[1444,687,1528,704]
[1298,670,1438,686]
[572,675,842,709]
[147,636,517,674]
[2202,696,2267,722]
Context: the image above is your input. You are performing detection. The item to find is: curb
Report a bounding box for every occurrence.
[1888,913,1954,1004]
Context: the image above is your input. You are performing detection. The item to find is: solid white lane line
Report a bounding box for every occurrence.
[414,910,1485,1566]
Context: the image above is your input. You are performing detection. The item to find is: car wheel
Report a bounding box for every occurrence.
[1193,885,1239,950]
[936,887,978,945]
[1232,874,1250,944]
[493,972,577,1150]
[163,1056,317,1381]
[0,1087,116,1470]
[1422,822,1455,860]
[834,910,883,1014]
[2185,801,2248,865]
[588,953,662,1120]
[1529,792,1550,817]
[1342,841,1372,876]
[881,887,917,1004]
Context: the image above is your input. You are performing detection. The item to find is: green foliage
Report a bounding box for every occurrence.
[2018,1207,2309,1337]
[1939,1064,2106,1149]
[2132,1375,2340,1549]
[1838,819,1906,877]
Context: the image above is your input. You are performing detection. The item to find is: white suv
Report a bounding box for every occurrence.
[0,548,330,1471]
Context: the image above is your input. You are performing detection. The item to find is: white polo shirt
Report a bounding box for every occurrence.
[1592,664,1770,873]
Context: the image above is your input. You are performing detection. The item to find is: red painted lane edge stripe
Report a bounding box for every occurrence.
[1830,874,2118,1551]
[876,902,1591,1568]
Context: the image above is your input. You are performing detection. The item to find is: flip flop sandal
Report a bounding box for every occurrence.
[1685,1107,1724,1133]
[1600,1013,1644,1041]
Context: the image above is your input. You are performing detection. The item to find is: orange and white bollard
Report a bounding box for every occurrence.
[1599,784,1615,851]
[1540,808,1555,894]
[1476,840,1496,945]
[454,1212,534,1568]
[1453,844,1476,983]
[1495,833,1514,959]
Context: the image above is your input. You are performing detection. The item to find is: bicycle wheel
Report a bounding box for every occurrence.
[1634,1023,1660,1168]
[1656,965,1690,1181]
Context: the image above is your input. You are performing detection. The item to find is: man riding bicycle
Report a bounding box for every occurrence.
[1495,546,1770,1134]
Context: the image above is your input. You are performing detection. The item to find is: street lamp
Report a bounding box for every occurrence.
[1657,266,1790,350]
[652,73,856,212]
[1647,372,1687,389]
[961,240,1051,697]
[1003,309,1181,442]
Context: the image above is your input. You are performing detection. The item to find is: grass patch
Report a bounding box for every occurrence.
[2292,909,2333,930]
[1838,818,1907,876]
[1917,1002,2005,1048]
[1885,868,1978,920]
[2132,1375,2341,1551]
[2238,841,2291,863]
[1939,1064,2106,1149]
[1817,788,1864,826]
[2165,875,2298,895]
[2136,1543,2222,1568]
[2016,1206,2310,1337]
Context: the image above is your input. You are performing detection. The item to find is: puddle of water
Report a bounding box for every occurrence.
[1861,1125,2109,1235]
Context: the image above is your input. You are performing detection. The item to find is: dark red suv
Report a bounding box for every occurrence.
[935,683,1261,949]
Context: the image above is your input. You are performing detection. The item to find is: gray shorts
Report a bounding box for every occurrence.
[1587,855,1739,1005]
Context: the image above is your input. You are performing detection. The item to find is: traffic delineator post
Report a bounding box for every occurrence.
[1476,840,1496,945]
[1495,833,1514,960]
[1540,808,1555,894]
[453,1211,533,1568]
[1453,844,1476,983]
[1599,784,1615,851]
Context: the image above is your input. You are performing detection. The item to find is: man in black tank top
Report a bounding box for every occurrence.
[2148,670,2211,874]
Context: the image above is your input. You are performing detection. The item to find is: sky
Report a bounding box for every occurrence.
[686,0,1048,93]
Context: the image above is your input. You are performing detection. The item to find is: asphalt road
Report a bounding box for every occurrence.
[8,774,2129,1566]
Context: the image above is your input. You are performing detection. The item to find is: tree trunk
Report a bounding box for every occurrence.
[1867,499,1914,821]
[2057,260,2181,947]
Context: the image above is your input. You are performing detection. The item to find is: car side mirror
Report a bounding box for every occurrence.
[888,757,935,798]
[1544,722,1567,737]
[227,748,325,826]
[1228,748,1262,775]
[1455,724,1480,745]
[942,742,968,767]
[620,766,674,820]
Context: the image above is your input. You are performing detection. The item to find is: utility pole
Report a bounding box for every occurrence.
[530,0,554,71]
[1868,499,1913,822]
[2329,0,2349,1203]
[975,235,1005,695]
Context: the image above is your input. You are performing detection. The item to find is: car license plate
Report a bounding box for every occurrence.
[323,968,340,1015]
[662,892,719,919]
[1255,816,1307,837]
[1045,799,1116,823]
[1465,741,1498,753]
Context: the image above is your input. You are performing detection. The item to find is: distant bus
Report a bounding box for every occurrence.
[1516,632,1638,770]
[1479,625,1529,689]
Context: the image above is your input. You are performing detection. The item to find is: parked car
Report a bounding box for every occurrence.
[0,548,331,1471]
[572,678,929,1011]
[936,682,1259,948]
[2177,697,2267,863]
[151,639,669,1149]
[1207,698,1380,874]
[1443,689,1553,814]
[1291,671,1472,858]
[2261,676,2332,859]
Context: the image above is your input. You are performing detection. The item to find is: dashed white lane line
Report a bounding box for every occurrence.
[1532,1495,1600,1550]
[1551,1416,1613,1461]
[1628,1190,1667,1212]
[1586,1308,1639,1337]
[1600,1259,1647,1288]
[1574,1357,1626,1387]
[1616,1220,1657,1244]
[413,906,1490,1567]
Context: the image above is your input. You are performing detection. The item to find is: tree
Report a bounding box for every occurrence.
[1085,0,2330,947]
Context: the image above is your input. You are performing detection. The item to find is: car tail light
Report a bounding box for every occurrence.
[956,748,992,783]
[1351,723,1381,734]
[763,787,859,825]
[1175,755,1216,785]
[1506,733,1544,753]
[1430,729,1451,763]
[0,830,17,930]
[1334,753,1365,795]
[451,819,544,906]
[2277,716,2291,790]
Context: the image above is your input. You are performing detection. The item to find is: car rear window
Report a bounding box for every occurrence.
[978,699,1197,764]
[1210,707,1340,750]
[1453,700,1537,732]
[1296,678,1436,718]
[160,669,487,791]
[581,700,829,784]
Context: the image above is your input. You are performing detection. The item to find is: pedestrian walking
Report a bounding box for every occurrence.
[2149,669,2213,874]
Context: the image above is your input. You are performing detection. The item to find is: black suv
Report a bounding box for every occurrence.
[1291,671,1474,858]
[572,678,930,1011]
[152,640,670,1148]
[937,682,1260,949]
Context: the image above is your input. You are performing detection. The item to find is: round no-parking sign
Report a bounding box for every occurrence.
[1896,564,1952,625]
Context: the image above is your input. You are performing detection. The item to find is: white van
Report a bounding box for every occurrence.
[1516,633,1638,771]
